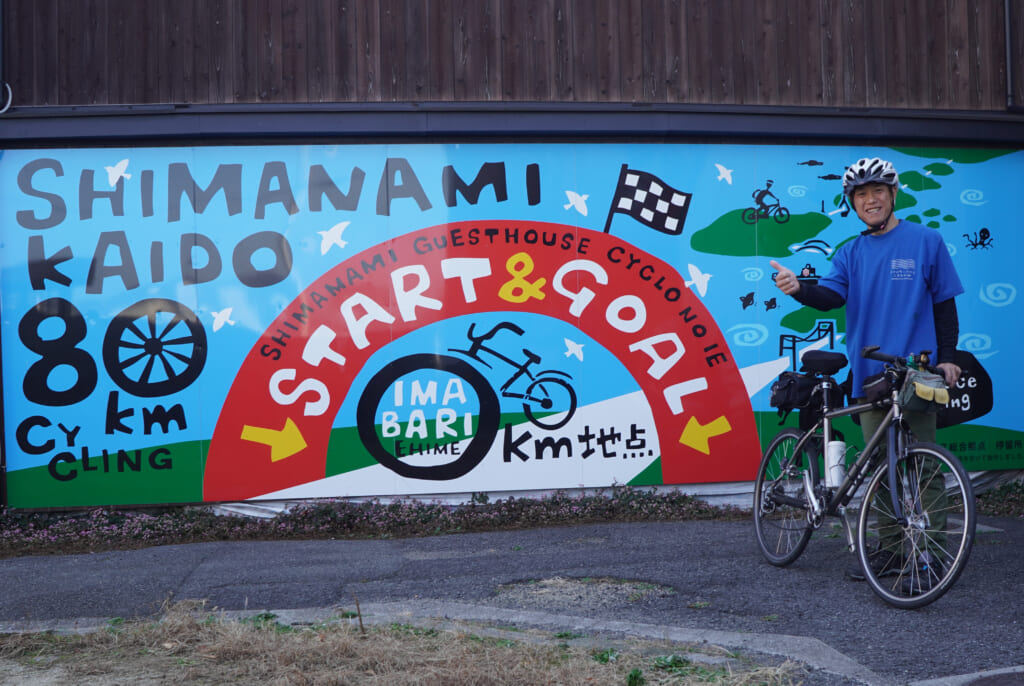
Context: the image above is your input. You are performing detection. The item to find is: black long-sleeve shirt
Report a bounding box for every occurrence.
[792,283,959,365]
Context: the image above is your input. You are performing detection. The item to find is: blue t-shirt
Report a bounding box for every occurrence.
[817,220,963,395]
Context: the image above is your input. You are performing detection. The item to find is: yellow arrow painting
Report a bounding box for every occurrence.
[678,415,732,455]
[241,418,307,462]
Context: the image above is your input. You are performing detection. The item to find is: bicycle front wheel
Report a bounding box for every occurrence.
[753,428,819,566]
[856,442,975,609]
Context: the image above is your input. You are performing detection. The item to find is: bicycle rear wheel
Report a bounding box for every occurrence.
[753,428,819,566]
[856,442,975,609]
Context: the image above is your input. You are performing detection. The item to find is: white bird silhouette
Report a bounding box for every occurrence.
[714,163,734,185]
[211,308,236,332]
[104,159,131,187]
[685,263,712,297]
[563,191,589,216]
[563,338,584,361]
[318,221,350,255]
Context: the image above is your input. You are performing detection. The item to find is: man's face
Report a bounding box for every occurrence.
[851,182,896,227]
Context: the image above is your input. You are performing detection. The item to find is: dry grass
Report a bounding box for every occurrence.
[0,601,801,686]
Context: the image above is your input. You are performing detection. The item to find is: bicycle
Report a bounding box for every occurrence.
[741,203,791,225]
[449,321,578,430]
[753,346,976,609]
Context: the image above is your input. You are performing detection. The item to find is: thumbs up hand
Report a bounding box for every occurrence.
[770,260,801,295]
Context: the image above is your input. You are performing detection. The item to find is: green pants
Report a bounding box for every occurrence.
[858,406,948,552]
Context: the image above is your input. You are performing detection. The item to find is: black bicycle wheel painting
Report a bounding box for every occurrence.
[102,298,208,397]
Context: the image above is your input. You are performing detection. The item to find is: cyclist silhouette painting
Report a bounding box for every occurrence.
[743,179,790,224]
[753,179,780,213]
[770,156,964,588]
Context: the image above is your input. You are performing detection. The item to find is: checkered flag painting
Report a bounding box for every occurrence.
[603,164,692,235]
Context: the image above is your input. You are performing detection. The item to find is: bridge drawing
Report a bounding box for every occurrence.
[779,320,837,370]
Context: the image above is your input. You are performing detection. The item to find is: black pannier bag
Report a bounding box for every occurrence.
[769,370,844,429]
[769,371,817,424]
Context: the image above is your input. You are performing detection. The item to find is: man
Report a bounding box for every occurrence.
[770,156,963,590]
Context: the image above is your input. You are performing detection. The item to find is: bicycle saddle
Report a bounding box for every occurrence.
[799,350,848,375]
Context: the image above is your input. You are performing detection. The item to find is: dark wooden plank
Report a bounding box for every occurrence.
[880,0,908,107]
[684,0,710,103]
[978,0,1011,111]
[25,0,55,104]
[427,0,455,100]
[240,0,263,102]
[592,0,616,100]
[501,0,526,99]
[861,0,886,106]
[259,0,284,101]
[404,0,430,99]
[103,0,127,104]
[304,0,331,101]
[4,0,23,102]
[138,2,159,103]
[531,0,556,100]
[839,0,865,106]
[708,0,733,103]
[551,0,574,99]
[452,0,500,100]
[906,0,933,107]
[669,0,689,102]
[965,0,986,108]
[56,0,80,103]
[451,0,475,99]
[797,0,821,104]
[207,0,233,103]
[639,0,664,100]
[928,0,949,107]
[736,0,765,104]
[819,0,841,105]
[377,0,403,100]
[333,0,360,101]
[354,0,381,101]
[778,0,804,105]
[1013,0,1024,109]
[175,0,197,103]
[280,0,306,102]
[945,0,970,108]
[617,0,643,101]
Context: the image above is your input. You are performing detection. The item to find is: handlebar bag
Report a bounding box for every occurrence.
[862,371,894,404]
[899,369,950,413]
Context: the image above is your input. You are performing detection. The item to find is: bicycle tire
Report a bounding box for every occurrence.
[856,441,975,609]
[774,207,791,224]
[522,375,577,430]
[741,207,759,224]
[753,428,819,566]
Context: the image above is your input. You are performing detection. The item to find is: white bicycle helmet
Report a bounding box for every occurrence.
[842,157,899,197]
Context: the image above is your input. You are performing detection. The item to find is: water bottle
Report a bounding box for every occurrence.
[825,440,847,488]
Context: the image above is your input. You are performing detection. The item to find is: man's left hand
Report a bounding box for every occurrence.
[936,362,961,387]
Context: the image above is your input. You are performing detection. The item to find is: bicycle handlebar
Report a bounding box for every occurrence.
[860,346,940,374]
[860,345,899,364]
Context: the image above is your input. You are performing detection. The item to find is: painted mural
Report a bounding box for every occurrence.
[0,143,1019,508]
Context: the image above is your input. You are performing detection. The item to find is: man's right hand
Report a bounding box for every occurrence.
[770,260,801,295]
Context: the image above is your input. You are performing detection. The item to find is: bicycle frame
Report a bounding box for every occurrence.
[784,377,910,541]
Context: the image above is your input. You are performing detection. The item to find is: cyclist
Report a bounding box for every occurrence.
[769,156,964,590]
[753,179,780,215]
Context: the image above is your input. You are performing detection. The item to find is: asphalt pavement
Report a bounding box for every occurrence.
[1,516,1022,685]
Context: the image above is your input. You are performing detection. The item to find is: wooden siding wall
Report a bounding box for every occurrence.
[3,0,1023,111]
